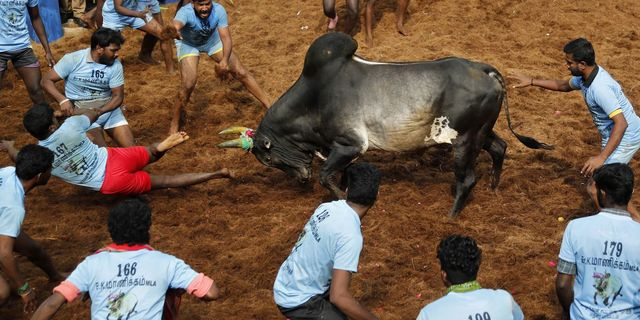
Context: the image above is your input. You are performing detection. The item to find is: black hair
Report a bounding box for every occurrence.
[108,199,152,245]
[91,28,125,50]
[23,104,54,140]
[15,144,53,180]
[593,163,634,207]
[344,162,381,206]
[563,38,596,66]
[437,235,482,285]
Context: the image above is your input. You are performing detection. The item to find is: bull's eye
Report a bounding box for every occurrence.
[265,155,271,163]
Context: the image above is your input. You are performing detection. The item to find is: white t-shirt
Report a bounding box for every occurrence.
[273,200,363,308]
[416,288,524,320]
[0,167,25,238]
[559,209,640,319]
[38,115,108,190]
[63,247,200,320]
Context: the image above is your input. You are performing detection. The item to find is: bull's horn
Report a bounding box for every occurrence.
[217,137,253,151]
[219,127,252,135]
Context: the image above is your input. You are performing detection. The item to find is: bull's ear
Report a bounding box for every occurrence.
[264,138,271,149]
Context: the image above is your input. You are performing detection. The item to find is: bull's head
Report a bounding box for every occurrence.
[218,127,315,182]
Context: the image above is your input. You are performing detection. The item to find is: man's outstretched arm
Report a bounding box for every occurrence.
[329,269,378,320]
[0,235,36,313]
[1,141,18,163]
[508,74,574,92]
[556,272,574,319]
[31,292,67,320]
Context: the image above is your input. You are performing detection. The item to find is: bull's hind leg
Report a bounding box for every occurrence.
[482,131,507,189]
[450,134,483,217]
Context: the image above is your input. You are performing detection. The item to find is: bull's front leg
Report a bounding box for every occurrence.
[319,141,364,198]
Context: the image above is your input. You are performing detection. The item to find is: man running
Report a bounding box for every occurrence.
[0,144,65,313]
[32,198,220,319]
[21,104,231,195]
[41,28,134,148]
[102,0,175,73]
[0,0,55,105]
[170,0,271,134]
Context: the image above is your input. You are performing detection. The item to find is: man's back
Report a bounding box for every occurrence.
[0,167,25,238]
[38,115,108,190]
[559,210,640,318]
[61,246,200,320]
[416,288,523,320]
[273,200,363,308]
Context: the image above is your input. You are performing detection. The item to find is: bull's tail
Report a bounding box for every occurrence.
[487,68,554,150]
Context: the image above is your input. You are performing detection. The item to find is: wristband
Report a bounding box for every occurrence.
[59,98,70,106]
[17,282,30,295]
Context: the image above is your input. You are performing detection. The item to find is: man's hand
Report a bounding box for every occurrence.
[60,100,74,116]
[215,60,230,80]
[21,289,37,313]
[507,74,533,88]
[138,7,150,19]
[0,140,15,152]
[44,52,56,68]
[581,155,606,177]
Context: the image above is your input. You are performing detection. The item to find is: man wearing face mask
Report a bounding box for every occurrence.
[40,27,134,148]
[509,38,640,177]
[0,144,65,314]
[169,0,271,134]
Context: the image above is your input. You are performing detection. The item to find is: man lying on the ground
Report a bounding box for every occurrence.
[41,28,134,148]
[19,104,231,195]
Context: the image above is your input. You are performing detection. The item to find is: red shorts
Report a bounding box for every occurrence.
[100,147,152,195]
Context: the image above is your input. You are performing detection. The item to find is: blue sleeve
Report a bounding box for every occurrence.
[569,76,581,90]
[592,85,622,117]
[167,257,199,289]
[174,5,190,25]
[53,53,75,80]
[215,4,228,28]
[558,222,575,263]
[27,0,38,7]
[0,207,25,238]
[333,234,362,272]
[511,295,524,320]
[66,258,92,293]
[109,61,124,88]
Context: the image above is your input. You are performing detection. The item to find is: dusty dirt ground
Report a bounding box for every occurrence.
[2,0,640,318]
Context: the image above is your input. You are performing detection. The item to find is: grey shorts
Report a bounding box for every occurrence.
[278,292,347,320]
[0,48,40,72]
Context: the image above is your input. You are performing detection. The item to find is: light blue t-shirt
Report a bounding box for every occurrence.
[273,200,363,308]
[0,167,25,238]
[174,3,228,48]
[137,0,159,14]
[416,289,524,320]
[570,66,640,147]
[38,115,108,191]
[67,249,199,320]
[54,48,124,101]
[0,0,38,52]
[558,209,640,318]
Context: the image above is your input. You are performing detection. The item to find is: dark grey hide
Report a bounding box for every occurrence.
[250,32,550,217]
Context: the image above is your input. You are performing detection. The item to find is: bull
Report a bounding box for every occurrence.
[219,32,551,217]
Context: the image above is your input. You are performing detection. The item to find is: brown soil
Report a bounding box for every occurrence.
[2,0,640,319]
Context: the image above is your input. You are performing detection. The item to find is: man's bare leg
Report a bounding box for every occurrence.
[87,127,109,147]
[395,0,409,35]
[106,125,135,147]
[171,56,199,134]
[0,275,9,307]
[13,232,64,282]
[343,0,359,35]
[364,0,376,47]
[323,0,338,31]
[150,169,233,189]
[139,33,160,65]
[146,131,189,164]
[16,66,46,105]
[211,52,272,108]
[139,20,176,74]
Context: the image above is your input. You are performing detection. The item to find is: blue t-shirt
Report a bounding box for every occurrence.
[174,3,228,48]
[66,248,199,320]
[416,289,524,320]
[0,0,38,52]
[559,209,640,318]
[137,0,159,14]
[38,115,108,191]
[570,67,640,146]
[273,200,363,308]
[0,167,25,238]
[54,48,124,101]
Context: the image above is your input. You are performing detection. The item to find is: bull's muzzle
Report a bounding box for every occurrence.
[217,126,254,151]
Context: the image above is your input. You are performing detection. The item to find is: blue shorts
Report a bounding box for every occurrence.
[175,40,223,61]
[103,14,151,31]
[73,99,129,130]
[604,140,640,164]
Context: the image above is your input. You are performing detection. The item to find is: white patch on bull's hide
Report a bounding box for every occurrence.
[352,55,403,66]
[314,151,327,161]
[426,116,458,144]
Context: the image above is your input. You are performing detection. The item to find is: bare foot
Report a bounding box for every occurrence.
[138,54,160,65]
[364,36,374,48]
[327,15,338,31]
[218,168,234,179]
[397,22,408,36]
[157,132,189,152]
